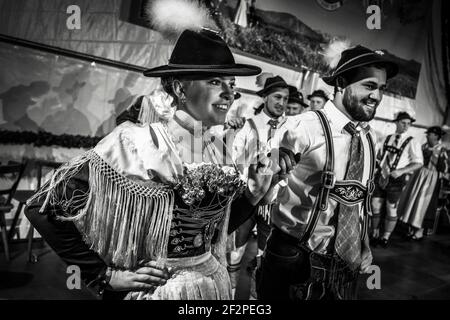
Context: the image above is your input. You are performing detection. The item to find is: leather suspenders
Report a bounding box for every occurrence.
[381,135,413,171]
[299,110,376,246]
[299,110,335,244]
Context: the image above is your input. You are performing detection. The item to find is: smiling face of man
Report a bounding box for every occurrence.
[263,88,289,118]
[181,76,236,127]
[341,66,387,122]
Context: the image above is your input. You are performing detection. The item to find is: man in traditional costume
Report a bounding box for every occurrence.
[256,44,399,300]
[370,112,423,247]
[227,75,289,298]
[25,1,273,300]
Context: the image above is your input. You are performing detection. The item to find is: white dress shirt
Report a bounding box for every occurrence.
[271,100,376,253]
[380,132,423,170]
[232,110,286,170]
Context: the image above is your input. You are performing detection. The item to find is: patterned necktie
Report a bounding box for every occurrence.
[334,122,364,270]
[267,118,279,141]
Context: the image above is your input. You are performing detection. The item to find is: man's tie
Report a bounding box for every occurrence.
[267,118,279,142]
[334,122,364,270]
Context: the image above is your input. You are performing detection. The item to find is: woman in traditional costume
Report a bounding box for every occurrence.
[25,1,269,300]
[399,126,448,240]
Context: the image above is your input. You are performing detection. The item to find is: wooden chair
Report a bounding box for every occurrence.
[0,161,26,261]
[8,159,62,262]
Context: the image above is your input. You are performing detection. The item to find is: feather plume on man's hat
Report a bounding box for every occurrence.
[145,0,218,41]
[323,39,352,69]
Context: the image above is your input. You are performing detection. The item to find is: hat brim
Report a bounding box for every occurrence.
[256,82,289,97]
[322,58,399,86]
[143,63,261,77]
[288,98,308,107]
[307,94,328,100]
[394,117,416,123]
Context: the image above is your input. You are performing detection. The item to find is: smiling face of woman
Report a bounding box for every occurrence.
[180,76,236,127]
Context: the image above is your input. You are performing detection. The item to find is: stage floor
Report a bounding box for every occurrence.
[1,231,449,300]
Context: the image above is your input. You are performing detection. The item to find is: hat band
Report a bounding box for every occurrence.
[264,81,288,89]
[332,52,374,75]
[167,62,236,68]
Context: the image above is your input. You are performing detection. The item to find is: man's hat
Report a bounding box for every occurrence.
[256,76,289,97]
[426,126,446,138]
[143,29,261,77]
[322,45,398,86]
[288,85,308,107]
[394,111,416,123]
[307,89,329,101]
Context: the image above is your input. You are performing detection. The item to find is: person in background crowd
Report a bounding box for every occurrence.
[307,89,329,111]
[370,112,423,247]
[286,85,309,116]
[229,75,289,299]
[399,126,448,240]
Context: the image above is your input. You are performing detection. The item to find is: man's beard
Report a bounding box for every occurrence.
[342,88,378,122]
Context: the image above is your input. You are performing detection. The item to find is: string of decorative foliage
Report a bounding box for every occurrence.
[0,130,101,149]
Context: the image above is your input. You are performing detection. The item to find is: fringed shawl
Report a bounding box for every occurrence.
[29,121,234,270]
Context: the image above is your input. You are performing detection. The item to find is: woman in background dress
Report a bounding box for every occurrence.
[399,126,448,240]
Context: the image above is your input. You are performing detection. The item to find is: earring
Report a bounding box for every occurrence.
[180,94,186,105]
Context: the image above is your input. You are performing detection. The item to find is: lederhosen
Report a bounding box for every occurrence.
[287,110,376,300]
[373,135,412,203]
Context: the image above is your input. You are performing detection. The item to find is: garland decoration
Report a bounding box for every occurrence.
[0,130,102,149]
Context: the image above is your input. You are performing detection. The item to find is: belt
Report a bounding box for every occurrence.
[268,227,356,276]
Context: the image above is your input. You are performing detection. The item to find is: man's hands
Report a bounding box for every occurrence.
[245,147,300,206]
[359,247,373,274]
[107,261,170,292]
[224,117,246,130]
[245,154,274,206]
[389,169,403,179]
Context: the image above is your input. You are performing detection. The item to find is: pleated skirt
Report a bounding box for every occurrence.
[125,251,231,300]
[399,167,440,228]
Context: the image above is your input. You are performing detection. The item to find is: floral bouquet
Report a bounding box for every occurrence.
[173,163,246,207]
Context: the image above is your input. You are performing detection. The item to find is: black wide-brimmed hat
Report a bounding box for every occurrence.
[256,76,289,97]
[322,45,399,86]
[394,111,416,123]
[426,126,446,137]
[288,85,308,107]
[307,89,329,101]
[143,29,261,77]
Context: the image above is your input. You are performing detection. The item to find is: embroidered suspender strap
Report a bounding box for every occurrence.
[391,136,413,170]
[360,132,376,242]
[299,110,335,245]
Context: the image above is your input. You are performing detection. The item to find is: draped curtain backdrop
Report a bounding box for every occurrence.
[415,0,449,129]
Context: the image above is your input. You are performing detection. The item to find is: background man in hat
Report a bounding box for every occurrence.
[228,75,289,298]
[286,85,309,116]
[307,89,329,111]
[256,45,398,300]
[370,112,423,247]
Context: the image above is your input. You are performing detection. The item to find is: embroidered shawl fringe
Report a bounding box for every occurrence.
[29,150,175,269]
